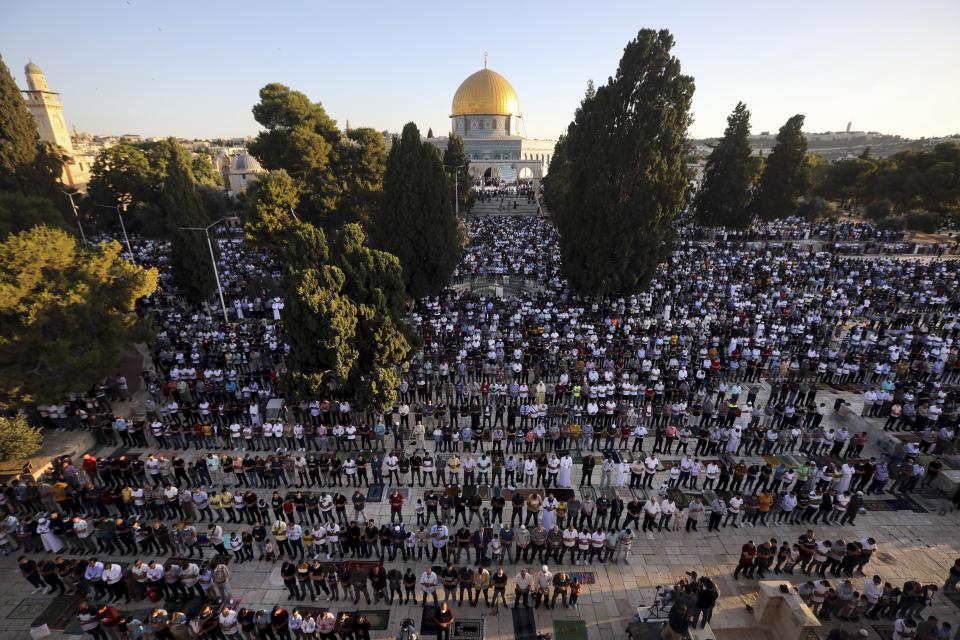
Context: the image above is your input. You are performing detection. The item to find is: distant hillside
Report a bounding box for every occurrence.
[692,131,960,161]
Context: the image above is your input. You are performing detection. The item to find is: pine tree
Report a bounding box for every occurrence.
[693,102,754,229]
[0,55,40,191]
[0,226,157,407]
[545,29,694,295]
[160,139,218,305]
[752,114,809,220]
[375,122,459,298]
[427,127,434,139]
[244,169,302,248]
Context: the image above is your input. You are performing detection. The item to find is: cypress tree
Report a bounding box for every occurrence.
[160,139,217,305]
[443,133,472,214]
[693,102,754,229]
[375,122,459,298]
[752,114,809,220]
[545,29,694,295]
[0,55,40,191]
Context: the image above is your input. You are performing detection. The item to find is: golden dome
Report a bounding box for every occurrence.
[451,68,521,118]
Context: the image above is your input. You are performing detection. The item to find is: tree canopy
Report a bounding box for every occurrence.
[0,191,68,238]
[752,114,810,220]
[0,414,43,461]
[276,220,411,410]
[544,28,694,295]
[248,83,386,230]
[159,139,218,305]
[443,134,475,214]
[0,226,158,408]
[0,54,40,191]
[693,101,754,229]
[374,122,460,298]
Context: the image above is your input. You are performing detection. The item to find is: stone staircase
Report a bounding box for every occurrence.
[469,198,541,217]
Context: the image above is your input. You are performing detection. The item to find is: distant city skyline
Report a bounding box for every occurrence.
[2,0,958,141]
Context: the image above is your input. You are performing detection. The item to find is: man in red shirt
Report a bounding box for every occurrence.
[389,490,404,524]
[734,540,756,580]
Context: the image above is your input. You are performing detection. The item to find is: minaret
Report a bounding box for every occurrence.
[22,61,75,154]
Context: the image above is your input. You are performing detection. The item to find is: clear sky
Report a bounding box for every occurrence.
[3,0,958,141]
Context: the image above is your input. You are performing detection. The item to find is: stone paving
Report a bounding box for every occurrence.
[2,382,959,639]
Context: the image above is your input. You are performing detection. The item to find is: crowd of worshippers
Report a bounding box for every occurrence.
[13,210,960,638]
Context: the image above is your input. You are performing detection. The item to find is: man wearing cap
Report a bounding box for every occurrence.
[840,491,864,525]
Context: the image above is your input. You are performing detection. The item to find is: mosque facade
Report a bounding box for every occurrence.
[427,64,556,183]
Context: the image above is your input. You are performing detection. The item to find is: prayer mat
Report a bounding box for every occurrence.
[344,560,383,575]
[503,488,545,501]
[568,571,596,585]
[617,487,634,500]
[862,499,897,512]
[554,619,589,640]
[420,604,440,636]
[493,486,502,499]
[579,487,597,501]
[660,459,676,470]
[477,484,491,501]
[719,452,735,467]
[600,487,619,501]
[511,605,537,640]
[762,455,782,468]
[11,598,66,622]
[31,596,84,634]
[629,487,648,501]
[777,453,802,469]
[366,485,384,502]
[354,609,390,631]
[571,450,583,464]
[452,618,485,640]
[872,624,894,639]
[942,591,960,609]
[701,489,718,508]
[888,497,919,511]
[903,496,930,513]
[627,620,666,640]
[666,488,690,509]
[552,488,575,502]
[464,484,478,499]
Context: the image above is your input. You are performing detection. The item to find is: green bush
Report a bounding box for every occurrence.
[0,415,43,462]
[863,199,892,222]
[902,210,942,233]
[876,216,905,231]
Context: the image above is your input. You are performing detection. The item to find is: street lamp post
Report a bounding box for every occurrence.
[179,216,240,325]
[94,202,135,262]
[445,162,470,218]
[61,190,86,243]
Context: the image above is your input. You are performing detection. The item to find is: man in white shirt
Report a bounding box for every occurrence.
[643,455,659,488]
[420,567,439,605]
[513,569,533,608]
[642,496,661,532]
[659,498,677,531]
[725,495,743,528]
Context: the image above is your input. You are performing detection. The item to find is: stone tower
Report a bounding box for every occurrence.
[23,61,75,155]
[21,61,91,188]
